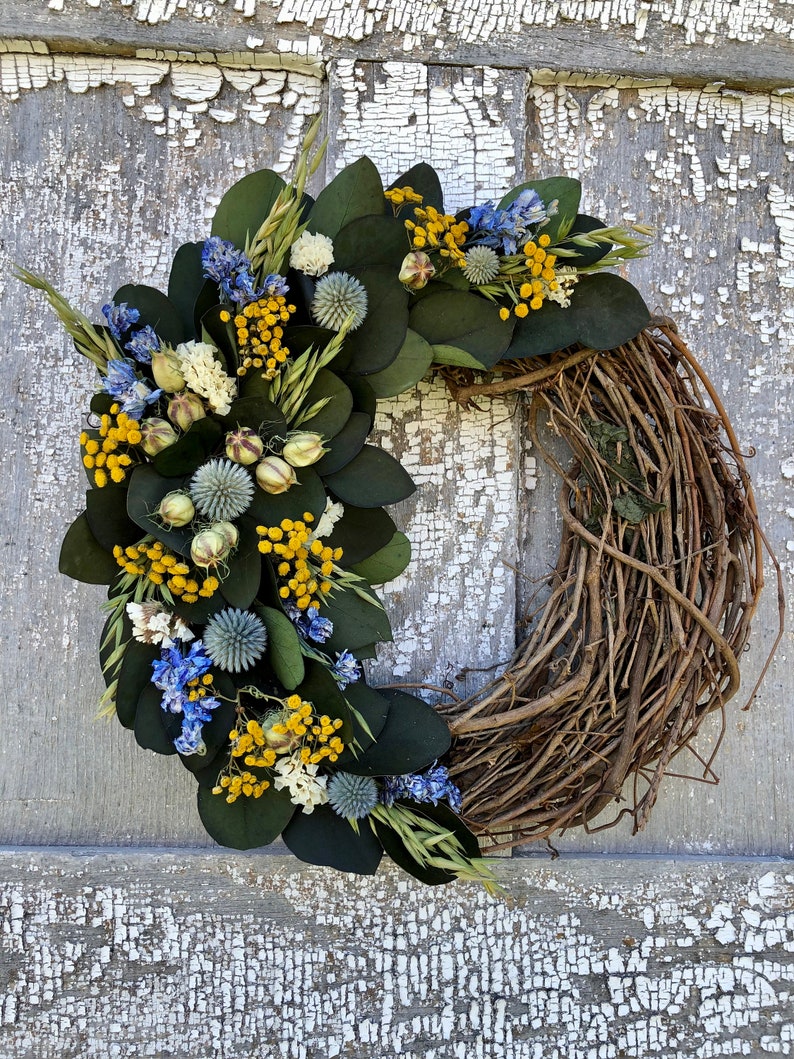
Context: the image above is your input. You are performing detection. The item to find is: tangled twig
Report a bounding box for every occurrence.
[438,325,783,852]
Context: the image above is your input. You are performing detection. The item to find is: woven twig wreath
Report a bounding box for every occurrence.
[439,322,782,851]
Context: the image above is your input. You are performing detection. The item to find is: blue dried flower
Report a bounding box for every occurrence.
[174,718,207,756]
[380,763,462,814]
[203,608,268,672]
[102,358,162,420]
[102,301,140,340]
[468,188,549,255]
[332,649,361,689]
[202,236,264,306]
[327,772,379,819]
[263,273,290,297]
[152,641,213,714]
[284,602,334,644]
[311,272,368,331]
[190,458,254,522]
[125,324,160,363]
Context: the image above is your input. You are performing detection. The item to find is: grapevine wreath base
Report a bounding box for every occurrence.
[438,322,783,852]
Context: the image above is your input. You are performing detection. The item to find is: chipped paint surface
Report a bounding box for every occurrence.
[370,383,518,690]
[37,0,794,50]
[0,47,322,147]
[1,852,793,1057]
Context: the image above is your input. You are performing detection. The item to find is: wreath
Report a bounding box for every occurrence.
[18,118,779,890]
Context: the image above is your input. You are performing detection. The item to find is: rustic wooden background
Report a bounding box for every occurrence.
[0,1,792,1054]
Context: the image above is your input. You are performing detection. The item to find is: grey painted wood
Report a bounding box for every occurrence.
[2,4,794,90]
[1,850,793,1058]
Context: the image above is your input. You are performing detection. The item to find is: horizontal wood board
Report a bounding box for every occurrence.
[3,0,794,89]
[0,850,793,1058]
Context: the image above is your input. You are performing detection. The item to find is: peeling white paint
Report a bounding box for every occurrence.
[41,0,794,51]
[1,854,792,1058]
[0,49,322,148]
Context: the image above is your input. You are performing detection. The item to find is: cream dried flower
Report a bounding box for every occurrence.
[546,266,579,309]
[289,231,335,277]
[272,754,329,814]
[126,602,194,648]
[176,341,237,416]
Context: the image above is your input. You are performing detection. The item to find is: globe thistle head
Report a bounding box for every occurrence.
[190,458,254,522]
[311,272,368,331]
[203,608,268,672]
[463,245,500,285]
[327,772,379,820]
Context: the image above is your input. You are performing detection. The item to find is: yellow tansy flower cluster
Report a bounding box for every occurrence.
[80,403,141,488]
[219,294,296,381]
[213,718,276,802]
[384,185,423,210]
[112,539,220,603]
[498,234,561,319]
[405,206,469,267]
[256,515,343,612]
[271,694,345,766]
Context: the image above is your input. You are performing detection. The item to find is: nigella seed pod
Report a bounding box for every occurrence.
[225,427,264,466]
[211,521,239,550]
[190,528,229,569]
[158,491,195,528]
[139,417,179,456]
[150,349,186,392]
[260,712,299,753]
[398,251,435,290]
[256,456,298,494]
[282,433,327,468]
[168,391,206,431]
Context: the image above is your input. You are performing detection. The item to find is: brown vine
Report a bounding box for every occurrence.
[436,324,783,852]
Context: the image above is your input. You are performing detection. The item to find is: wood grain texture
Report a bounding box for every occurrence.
[3,1,794,89]
[1,850,793,1058]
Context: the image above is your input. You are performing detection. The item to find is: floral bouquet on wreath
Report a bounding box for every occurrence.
[18,117,654,890]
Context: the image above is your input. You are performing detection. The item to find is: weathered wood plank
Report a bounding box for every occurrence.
[3,2,794,89]
[1,850,792,1057]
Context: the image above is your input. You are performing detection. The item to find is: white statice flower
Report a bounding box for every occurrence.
[546,266,580,309]
[310,497,345,541]
[289,231,335,277]
[176,341,237,416]
[126,602,194,648]
[272,754,329,814]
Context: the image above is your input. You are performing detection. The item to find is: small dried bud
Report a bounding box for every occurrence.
[168,391,206,431]
[398,250,435,290]
[261,712,299,753]
[190,528,229,569]
[211,521,239,550]
[256,456,298,494]
[282,433,327,468]
[225,427,264,466]
[150,349,186,392]
[139,417,179,456]
[158,491,195,528]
